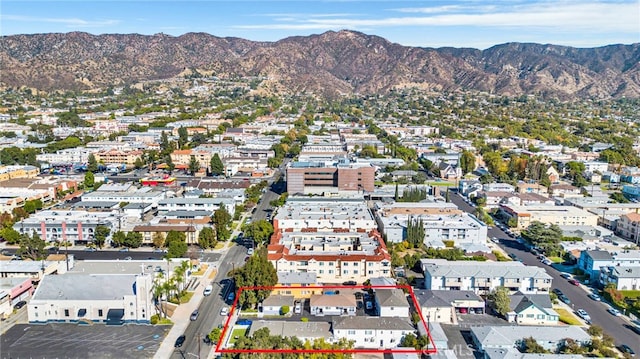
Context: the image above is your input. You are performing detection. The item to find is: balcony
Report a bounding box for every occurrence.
[445,278,463,286]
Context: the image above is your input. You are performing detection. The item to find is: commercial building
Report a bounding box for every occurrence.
[28,273,154,324]
[286,158,375,194]
[421,259,552,294]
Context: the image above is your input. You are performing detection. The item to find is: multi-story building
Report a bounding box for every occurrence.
[36,147,92,165]
[14,210,120,245]
[599,266,640,290]
[81,187,166,207]
[286,158,375,194]
[374,202,488,246]
[421,259,552,294]
[268,196,391,284]
[93,148,143,166]
[273,196,378,233]
[578,249,640,282]
[615,212,640,244]
[498,204,598,230]
[157,197,236,214]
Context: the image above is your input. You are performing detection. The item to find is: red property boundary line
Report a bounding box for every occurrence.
[214,284,437,355]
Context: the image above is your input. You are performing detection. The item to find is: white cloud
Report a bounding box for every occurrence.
[235,1,640,33]
[1,14,120,28]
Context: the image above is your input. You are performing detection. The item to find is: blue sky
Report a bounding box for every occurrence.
[1,0,638,49]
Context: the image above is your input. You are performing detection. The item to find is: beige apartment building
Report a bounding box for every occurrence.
[499,204,598,229]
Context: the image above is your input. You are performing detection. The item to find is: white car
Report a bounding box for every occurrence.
[607,307,622,316]
[576,309,591,321]
[247,248,254,255]
[220,307,229,316]
[203,285,213,296]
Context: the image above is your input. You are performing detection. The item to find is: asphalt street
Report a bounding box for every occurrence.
[170,244,247,359]
[169,167,286,358]
[449,192,640,354]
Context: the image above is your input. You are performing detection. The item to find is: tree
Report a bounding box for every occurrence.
[488,286,511,317]
[87,153,98,172]
[522,337,548,353]
[152,232,165,248]
[111,231,126,247]
[134,157,144,169]
[234,248,278,309]
[16,232,47,260]
[164,155,175,173]
[124,231,143,248]
[212,205,232,242]
[0,227,20,244]
[198,227,217,249]
[587,324,603,337]
[177,127,188,149]
[243,220,274,246]
[94,225,110,249]
[84,171,95,189]
[210,153,224,176]
[460,150,476,174]
[188,155,200,175]
[165,230,188,258]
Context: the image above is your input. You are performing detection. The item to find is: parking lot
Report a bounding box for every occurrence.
[0,323,170,359]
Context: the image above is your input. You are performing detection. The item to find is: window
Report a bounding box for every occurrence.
[526,314,534,318]
[365,330,373,335]
[98,309,103,317]
[348,330,356,335]
[64,309,69,317]
[343,270,348,274]
[328,270,334,274]
[319,270,324,274]
[353,270,358,274]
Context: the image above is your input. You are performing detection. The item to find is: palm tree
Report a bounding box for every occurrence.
[152,276,166,318]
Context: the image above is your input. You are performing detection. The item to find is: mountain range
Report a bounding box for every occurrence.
[1,30,639,99]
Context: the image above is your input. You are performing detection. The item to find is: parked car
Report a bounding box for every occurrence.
[365,301,373,310]
[342,281,357,286]
[559,295,571,304]
[552,288,563,296]
[203,335,213,345]
[174,335,186,348]
[294,301,302,314]
[119,247,129,252]
[588,293,601,301]
[607,307,622,316]
[247,248,254,255]
[13,300,27,310]
[568,279,580,286]
[190,309,199,321]
[576,309,591,321]
[220,307,229,316]
[560,273,572,279]
[203,285,213,296]
[541,259,552,265]
[620,344,635,356]
[227,292,235,302]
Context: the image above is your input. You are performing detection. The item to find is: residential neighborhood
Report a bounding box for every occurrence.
[0,75,639,359]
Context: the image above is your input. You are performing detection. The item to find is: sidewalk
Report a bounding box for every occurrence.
[153,264,216,359]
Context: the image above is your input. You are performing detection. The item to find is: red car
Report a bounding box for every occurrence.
[569,279,580,286]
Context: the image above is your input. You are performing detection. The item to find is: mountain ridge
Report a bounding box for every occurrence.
[1,30,639,99]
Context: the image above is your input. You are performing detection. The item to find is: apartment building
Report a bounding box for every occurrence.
[615,212,640,244]
[599,266,640,290]
[421,259,552,294]
[498,204,598,230]
[375,202,488,246]
[268,196,391,284]
[93,148,143,166]
[14,210,120,245]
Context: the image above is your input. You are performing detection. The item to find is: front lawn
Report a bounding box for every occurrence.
[229,327,248,345]
[555,308,581,325]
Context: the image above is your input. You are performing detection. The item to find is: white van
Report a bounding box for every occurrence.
[203,285,213,296]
